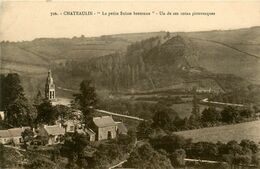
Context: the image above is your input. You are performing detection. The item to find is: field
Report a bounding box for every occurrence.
[170,103,210,118]
[174,120,260,143]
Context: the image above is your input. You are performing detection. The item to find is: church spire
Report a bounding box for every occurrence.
[45,69,56,100]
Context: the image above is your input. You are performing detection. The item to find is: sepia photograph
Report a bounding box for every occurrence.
[0,1,260,169]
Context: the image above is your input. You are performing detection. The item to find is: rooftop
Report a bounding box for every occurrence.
[8,127,30,137]
[93,116,116,128]
[0,130,11,138]
[0,127,30,138]
[44,125,65,136]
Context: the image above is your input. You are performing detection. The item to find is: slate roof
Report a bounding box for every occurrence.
[0,130,11,138]
[0,127,30,138]
[8,127,30,137]
[93,116,116,128]
[44,125,65,136]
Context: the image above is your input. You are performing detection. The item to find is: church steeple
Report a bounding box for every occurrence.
[45,70,55,100]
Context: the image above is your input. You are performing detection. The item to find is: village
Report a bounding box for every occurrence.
[1,69,260,169]
[0,70,128,147]
[1,20,260,168]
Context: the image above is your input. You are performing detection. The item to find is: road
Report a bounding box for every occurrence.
[109,160,128,169]
[53,86,146,122]
[94,109,145,121]
[184,158,225,164]
[201,98,244,108]
[108,158,226,168]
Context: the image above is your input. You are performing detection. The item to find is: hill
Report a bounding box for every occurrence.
[1,27,260,98]
[174,119,260,143]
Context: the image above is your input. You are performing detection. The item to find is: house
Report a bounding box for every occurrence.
[0,130,12,144]
[196,87,212,93]
[38,124,65,145]
[115,122,128,135]
[8,127,30,145]
[90,116,117,141]
[62,120,79,133]
[0,127,30,145]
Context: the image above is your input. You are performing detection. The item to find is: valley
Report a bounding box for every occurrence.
[1,27,260,118]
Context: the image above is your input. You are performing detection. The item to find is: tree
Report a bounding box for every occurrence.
[124,143,174,169]
[36,99,57,125]
[24,158,57,169]
[170,149,186,167]
[239,109,253,119]
[0,75,5,110]
[53,105,72,121]
[150,134,187,154]
[33,90,44,106]
[117,133,136,153]
[187,113,202,129]
[61,133,90,168]
[0,143,4,168]
[21,128,34,149]
[1,73,24,110]
[240,139,259,153]
[136,120,153,139]
[191,93,200,118]
[201,107,221,124]
[152,104,175,131]
[127,128,137,144]
[1,73,36,127]
[252,152,260,167]
[74,80,98,126]
[221,106,239,124]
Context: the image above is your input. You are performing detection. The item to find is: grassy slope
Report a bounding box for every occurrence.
[170,103,210,118]
[174,119,260,143]
[181,27,260,83]
[186,37,260,83]
[1,27,260,98]
[0,32,162,75]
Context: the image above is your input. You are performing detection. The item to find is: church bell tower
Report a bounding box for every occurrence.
[45,70,56,100]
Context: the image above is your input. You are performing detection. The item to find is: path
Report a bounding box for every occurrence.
[109,160,128,169]
[201,98,244,108]
[94,109,145,121]
[108,158,226,169]
[184,158,225,164]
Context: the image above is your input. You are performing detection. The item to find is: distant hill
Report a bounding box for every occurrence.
[1,27,260,98]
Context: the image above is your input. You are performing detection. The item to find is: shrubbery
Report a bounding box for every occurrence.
[60,132,136,169]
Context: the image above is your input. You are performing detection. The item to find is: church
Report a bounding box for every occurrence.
[45,70,56,101]
[43,70,127,141]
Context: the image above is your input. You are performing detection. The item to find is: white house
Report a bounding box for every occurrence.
[38,124,65,145]
[0,127,30,145]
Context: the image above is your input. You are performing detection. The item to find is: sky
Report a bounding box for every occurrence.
[0,1,260,41]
